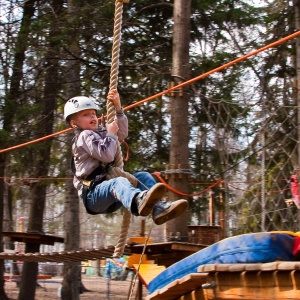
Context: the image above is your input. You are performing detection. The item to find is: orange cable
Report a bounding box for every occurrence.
[123,31,300,112]
[1,175,292,196]
[0,177,73,180]
[1,30,300,154]
[153,171,222,197]
[0,176,291,184]
[120,140,130,162]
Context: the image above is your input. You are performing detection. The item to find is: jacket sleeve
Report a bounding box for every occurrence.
[77,130,118,163]
[116,108,128,141]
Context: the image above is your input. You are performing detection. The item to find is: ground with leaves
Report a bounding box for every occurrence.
[4,274,147,300]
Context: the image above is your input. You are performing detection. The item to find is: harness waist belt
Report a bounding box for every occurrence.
[82,179,92,188]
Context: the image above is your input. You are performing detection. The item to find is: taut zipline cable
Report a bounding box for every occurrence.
[1,30,300,155]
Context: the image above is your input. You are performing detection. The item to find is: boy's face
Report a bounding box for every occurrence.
[70,109,98,130]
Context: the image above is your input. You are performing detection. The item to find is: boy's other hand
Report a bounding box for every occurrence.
[106,120,119,135]
[107,89,121,110]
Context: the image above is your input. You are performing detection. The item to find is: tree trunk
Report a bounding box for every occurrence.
[0,1,36,299]
[167,0,191,241]
[18,1,62,299]
[61,1,82,299]
[61,177,81,300]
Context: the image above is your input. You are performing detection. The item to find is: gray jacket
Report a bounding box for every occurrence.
[72,108,128,196]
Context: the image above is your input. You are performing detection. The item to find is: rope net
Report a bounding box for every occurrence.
[190,86,300,234]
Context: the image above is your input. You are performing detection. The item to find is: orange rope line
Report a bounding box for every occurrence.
[120,140,130,162]
[0,127,73,154]
[153,171,223,197]
[0,177,72,180]
[0,177,291,184]
[1,175,292,196]
[1,30,300,154]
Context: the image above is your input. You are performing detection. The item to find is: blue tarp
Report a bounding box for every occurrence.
[148,232,296,294]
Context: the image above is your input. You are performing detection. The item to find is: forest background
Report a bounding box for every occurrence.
[1,0,300,299]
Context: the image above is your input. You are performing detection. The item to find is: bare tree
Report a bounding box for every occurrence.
[60,0,82,298]
[0,1,37,299]
[167,0,191,241]
[18,0,63,299]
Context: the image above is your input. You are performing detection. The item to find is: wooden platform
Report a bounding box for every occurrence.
[3,231,64,245]
[133,264,166,288]
[4,274,52,281]
[146,273,208,300]
[0,246,130,262]
[146,262,300,300]
[128,242,206,267]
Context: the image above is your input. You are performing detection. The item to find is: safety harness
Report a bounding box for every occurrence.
[71,156,113,215]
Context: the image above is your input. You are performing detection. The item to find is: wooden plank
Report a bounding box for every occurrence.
[171,243,206,253]
[151,278,180,299]
[197,265,205,272]
[128,241,204,267]
[150,262,300,300]
[199,264,217,272]
[129,242,205,255]
[180,288,206,300]
[244,263,263,271]
[291,269,300,290]
[133,264,166,287]
[146,262,300,300]
[199,263,262,272]
[146,273,208,300]
[147,252,192,268]
[199,269,300,299]
[0,247,117,262]
[224,264,245,272]
[2,231,64,244]
[259,261,279,271]
[198,262,300,274]
[4,275,52,280]
[277,261,300,270]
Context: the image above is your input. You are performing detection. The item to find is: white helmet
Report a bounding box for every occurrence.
[64,96,99,122]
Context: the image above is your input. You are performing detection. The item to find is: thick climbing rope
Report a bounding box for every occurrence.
[105,0,138,258]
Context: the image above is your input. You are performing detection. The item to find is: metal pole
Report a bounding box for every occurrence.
[261,133,266,232]
[219,181,225,239]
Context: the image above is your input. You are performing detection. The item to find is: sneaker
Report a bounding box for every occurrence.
[152,199,188,225]
[136,183,167,217]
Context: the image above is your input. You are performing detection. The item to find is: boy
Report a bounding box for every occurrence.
[64,89,188,225]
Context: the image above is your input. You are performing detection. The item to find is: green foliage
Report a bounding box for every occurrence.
[1,0,299,240]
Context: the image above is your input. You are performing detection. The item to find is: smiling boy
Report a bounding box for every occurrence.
[64,89,188,224]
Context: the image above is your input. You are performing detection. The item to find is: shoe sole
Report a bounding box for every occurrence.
[153,199,188,225]
[138,183,166,217]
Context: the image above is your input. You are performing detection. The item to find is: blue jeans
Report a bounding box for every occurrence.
[85,171,157,214]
